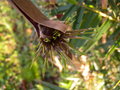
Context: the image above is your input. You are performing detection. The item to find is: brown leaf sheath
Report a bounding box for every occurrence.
[7,0,68,33]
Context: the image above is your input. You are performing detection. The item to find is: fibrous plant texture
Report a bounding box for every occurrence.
[8,0,92,61]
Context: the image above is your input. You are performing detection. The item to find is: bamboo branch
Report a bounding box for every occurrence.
[78,2,120,23]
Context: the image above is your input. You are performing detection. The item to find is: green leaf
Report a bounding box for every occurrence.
[83,20,114,52]
[51,5,72,15]
[80,11,101,28]
[73,7,85,29]
[61,5,78,20]
[66,0,77,4]
[106,37,120,58]
[41,81,67,90]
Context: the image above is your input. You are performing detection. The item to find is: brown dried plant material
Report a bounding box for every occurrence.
[101,33,107,44]
[7,0,73,60]
[101,0,108,9]
[7,0,93,62]
[45,0,57,5]
[8,0,67,33]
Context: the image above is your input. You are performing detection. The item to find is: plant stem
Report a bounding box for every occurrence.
[77,2,120,23]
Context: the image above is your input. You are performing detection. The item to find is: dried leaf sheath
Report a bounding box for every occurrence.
[7,0,93,61]
[8,0,68,33]
[7,0,73,59]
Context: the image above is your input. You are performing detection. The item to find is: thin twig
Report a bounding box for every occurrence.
[77,2,120,22]
[66,28,94,33]
[113,80,120,89]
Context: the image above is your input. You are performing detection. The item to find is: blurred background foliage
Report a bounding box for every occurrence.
[0,0,120,90]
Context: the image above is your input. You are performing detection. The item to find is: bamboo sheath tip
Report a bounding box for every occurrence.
[8,0,68,33]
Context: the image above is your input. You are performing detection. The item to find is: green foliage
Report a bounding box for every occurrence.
[0,0,120,90]
[83,20,114,52]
